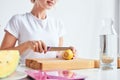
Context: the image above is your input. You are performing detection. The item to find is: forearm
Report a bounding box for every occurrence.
[1,41,33,55]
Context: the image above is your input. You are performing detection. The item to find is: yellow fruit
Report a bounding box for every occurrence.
[0,50,20,78]
[62,49,74,60]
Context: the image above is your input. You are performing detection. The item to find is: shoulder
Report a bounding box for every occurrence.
[9,13,29,22]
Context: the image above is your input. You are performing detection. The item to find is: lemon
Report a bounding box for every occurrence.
[62,49,74,60]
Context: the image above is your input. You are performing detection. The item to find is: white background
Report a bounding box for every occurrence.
[0,0,118,59]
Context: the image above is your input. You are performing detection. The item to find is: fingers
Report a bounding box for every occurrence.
[37,40,47,53]
[69,46,77,54]
[40,41,47,53]
[31,40,47,53]
[69,46,77,58]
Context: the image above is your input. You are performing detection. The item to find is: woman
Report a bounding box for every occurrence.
[1,0,76,64]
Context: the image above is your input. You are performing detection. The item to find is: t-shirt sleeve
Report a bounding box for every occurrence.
[4,15,20,39]
[58,20,66,37]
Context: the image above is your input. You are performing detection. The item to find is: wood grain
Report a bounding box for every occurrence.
[26,58,95,71]
[118,58,120,68]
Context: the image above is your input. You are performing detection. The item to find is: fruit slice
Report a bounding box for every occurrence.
[0,50,20,78]
[62,49,74,60]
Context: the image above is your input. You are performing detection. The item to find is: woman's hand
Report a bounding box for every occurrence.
[27,40,47,53]
[69,46,77,58]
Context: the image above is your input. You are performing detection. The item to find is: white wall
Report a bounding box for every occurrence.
[0,0,32,43]
[0,0,117,59]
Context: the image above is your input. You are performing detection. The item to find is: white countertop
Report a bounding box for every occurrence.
[73,69,118,80]
[16,65,120,80]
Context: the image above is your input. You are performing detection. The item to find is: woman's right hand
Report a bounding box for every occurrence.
[27,40,47,53]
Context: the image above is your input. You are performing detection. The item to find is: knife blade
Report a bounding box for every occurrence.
[47,46,71,51]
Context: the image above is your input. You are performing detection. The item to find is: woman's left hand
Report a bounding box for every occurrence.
[69,46,77,58]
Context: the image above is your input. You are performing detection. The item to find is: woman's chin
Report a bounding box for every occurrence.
[46,5,54,9]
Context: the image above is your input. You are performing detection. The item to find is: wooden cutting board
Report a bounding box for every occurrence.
[26,58,95,71]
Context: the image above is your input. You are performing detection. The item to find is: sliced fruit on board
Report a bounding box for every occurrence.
[0,50,20,78]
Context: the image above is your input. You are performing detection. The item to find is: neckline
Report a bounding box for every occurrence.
[28,12,48,22]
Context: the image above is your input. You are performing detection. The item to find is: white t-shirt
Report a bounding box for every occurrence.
[5,13,65,64]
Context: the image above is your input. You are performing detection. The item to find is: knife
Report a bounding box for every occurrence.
[47,46,71,51]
